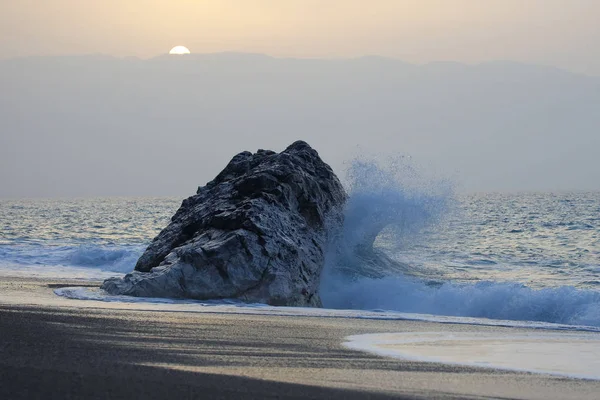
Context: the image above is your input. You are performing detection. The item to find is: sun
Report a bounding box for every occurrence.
[169,46,191,55]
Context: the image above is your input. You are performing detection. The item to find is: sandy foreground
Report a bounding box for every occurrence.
[1,276,599,400]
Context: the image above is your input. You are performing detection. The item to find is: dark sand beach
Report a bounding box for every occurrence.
[1,277,599,400]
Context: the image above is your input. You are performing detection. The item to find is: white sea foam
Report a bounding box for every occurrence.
[0,263,122,280]
[0,244,143,279]
[54,286,600,332]
[344,331,600,380]
[321,275,600,327]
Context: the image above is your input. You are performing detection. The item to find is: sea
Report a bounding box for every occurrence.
[2,174,600,379]
[1,189,599,328]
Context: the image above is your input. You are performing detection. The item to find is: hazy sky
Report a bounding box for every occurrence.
[1,0,600,75]
[1,1,599,197]
[1,54,599,197]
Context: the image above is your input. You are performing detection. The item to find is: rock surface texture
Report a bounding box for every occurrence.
[102,141,346,306]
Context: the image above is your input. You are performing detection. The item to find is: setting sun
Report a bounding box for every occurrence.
[169,45,191,55]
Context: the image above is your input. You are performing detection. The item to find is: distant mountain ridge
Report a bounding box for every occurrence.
[1,53,598,197]
[3,52,598,75]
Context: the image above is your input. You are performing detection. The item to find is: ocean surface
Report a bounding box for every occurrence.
[1,190,599,327]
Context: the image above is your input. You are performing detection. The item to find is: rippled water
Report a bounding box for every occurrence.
[0,198,178,275]
[2,192,599,326]
[0,193,598,288]
[0,197,176,245]
[390,192,600,288]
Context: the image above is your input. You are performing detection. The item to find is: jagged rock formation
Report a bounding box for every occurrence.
[102,141,346,306]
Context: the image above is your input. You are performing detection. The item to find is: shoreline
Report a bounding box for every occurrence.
[2,276,600,399]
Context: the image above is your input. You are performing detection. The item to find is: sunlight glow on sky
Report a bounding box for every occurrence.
[1,0,599,74]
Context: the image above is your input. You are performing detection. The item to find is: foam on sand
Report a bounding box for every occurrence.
[344,331,600,380]
[54,286,600,333]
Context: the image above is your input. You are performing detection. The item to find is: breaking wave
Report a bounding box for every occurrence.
[320,157,600,327]
[321,275,600,327]
[0,243,143,273]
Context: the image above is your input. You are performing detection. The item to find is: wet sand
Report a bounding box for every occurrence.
[1,276,599,399]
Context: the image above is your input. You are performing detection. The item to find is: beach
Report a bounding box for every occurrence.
[2,277,599,400]
[3,5,600,398]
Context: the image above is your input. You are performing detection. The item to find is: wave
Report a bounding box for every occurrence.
[321,275,600,327]
[66,245,143,272]
[55,286,600,332]
[320,157,600,327]
[325,157,451,279]
[0,243,143,273]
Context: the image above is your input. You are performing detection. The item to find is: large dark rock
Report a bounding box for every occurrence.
[101,141,346,306]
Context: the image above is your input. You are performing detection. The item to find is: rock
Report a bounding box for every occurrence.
[101,141,346,306]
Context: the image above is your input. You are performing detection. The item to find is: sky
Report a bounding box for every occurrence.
[1,1,599,197]
[1,54,599,197]
[1,0,600,75]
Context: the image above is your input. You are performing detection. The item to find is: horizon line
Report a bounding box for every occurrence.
[1,52,597,78]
